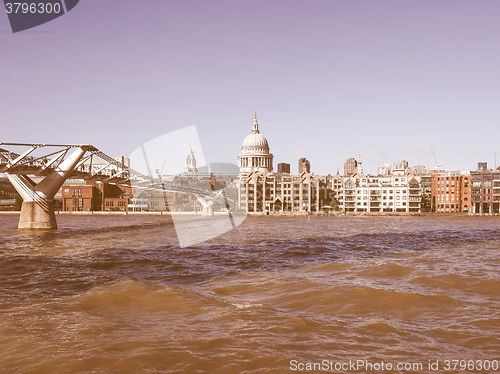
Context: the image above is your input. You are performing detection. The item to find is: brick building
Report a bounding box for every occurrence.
[277,163,290,174]
[431,172,471,213]
[62,182,132,212]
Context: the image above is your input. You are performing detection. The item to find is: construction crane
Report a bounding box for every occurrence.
[431,148,438,166]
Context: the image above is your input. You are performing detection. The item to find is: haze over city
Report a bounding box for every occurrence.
[1,0,499,174]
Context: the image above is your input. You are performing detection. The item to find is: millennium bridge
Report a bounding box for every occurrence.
[0,143,230,229]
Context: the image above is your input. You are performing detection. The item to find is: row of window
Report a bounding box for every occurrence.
[68,188,83,197]
[105,200,127,207]
[344,201,407,207]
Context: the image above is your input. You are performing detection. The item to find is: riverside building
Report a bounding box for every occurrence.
[470,163,500,214]
[332,159,422,213]
[335,172,422,213]
[235,115,423,214]
[430,171,471,213]
[236,114,332,213]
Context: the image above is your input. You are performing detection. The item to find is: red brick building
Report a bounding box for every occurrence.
[62,185,101,211]
[62,182,131,212]
[431,173,471,213]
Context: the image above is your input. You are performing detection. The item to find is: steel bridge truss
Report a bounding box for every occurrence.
[0,142,225,229]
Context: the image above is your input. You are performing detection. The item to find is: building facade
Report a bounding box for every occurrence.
[236,116,425,214]
[431,172,471,213]
[277,163,290,174]
[62,184,101,212]
[344,158,358,176]
[237,171,332,213]
[298,158,311,173]
[470,165,500,214]
[236,115,332,213]
[335,173,421,213]
[61,181,132,212]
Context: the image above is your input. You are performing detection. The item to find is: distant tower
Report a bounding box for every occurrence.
[344,157,358,176]
[393,160,409,175]
[378,163,391,176]
[277,163,291,174]
[185,145,198,174]
[357,155,364,175]
[114,155,130,168]
[477,162,488,170]
[298,158,310,173]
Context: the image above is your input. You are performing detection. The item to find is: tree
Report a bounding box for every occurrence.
[329,197,340,211]
[421,193,431,212]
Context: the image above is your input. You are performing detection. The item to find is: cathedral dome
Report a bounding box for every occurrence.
[238,113,273,174]
[241,133,269,154]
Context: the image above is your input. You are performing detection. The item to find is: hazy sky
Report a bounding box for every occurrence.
[1,0,499,174]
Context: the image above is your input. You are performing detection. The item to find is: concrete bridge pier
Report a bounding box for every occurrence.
[7,147,88,229]
[18,199,57,229]
[195,193,223,217]
[201,205,214,216]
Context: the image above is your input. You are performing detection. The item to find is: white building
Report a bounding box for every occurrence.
[336,165,421,213]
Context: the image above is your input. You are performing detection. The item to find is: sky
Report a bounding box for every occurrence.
[1,0,499,175]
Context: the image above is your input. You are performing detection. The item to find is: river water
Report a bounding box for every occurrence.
[0,214,499,373]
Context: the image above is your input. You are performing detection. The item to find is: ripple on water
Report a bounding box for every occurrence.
[0,215,499,373]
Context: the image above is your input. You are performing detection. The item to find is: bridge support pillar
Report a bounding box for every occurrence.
[202,206,214,216]
[18,201,57,229]
[7,147,88,229]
